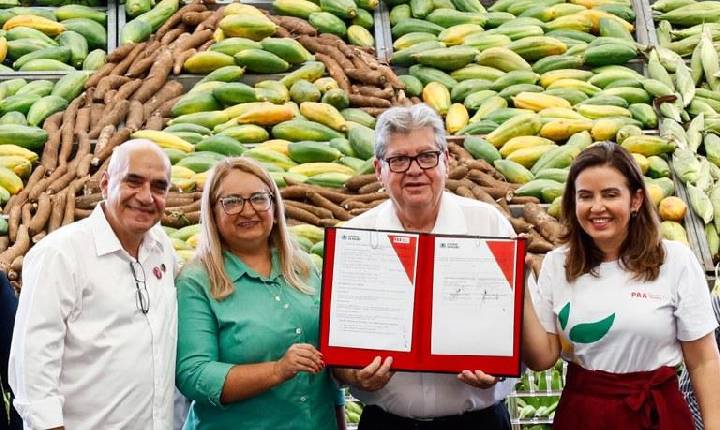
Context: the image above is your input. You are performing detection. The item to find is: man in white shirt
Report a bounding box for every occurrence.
[9,140,178,430]
[334,104,515,429]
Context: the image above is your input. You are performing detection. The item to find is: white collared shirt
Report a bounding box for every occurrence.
[9,205,178,430]
[344,192,518,418]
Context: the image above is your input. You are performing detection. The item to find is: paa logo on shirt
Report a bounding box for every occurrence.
[630,291,663,300]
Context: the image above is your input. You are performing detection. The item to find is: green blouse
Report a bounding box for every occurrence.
[175,250,339,430]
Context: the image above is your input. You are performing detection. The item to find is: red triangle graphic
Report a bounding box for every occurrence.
[388,235,417,284]
[485,240,515,290]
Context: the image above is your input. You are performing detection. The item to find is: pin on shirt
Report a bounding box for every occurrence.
[153,266,163,280]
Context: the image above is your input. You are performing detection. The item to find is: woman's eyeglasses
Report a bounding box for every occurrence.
[218,192,274,215]
[130,261,150,314]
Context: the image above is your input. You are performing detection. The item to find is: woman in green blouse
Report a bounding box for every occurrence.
[175,157,341,430]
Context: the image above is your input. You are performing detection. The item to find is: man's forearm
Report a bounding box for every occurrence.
[332,368,357,386]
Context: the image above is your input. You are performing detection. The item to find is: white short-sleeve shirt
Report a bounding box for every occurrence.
[532,240,717,373]
[344,192,518,418]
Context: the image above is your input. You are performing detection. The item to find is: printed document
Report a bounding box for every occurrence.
[328,229,418,352]
[431,237,516,356]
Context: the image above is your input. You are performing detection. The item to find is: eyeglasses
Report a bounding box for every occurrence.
[383,150,442,173]
[130,261,150,314]
[218,192,274,215]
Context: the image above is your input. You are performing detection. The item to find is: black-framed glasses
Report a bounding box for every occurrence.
[383,150,442,173]
[130,261,150,314]
[218,192,274,215]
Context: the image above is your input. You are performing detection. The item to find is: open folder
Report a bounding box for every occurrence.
[319,227,526,377]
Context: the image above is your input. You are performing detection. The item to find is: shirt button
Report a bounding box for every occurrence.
[296,328,302,335]
[284,304,289,309]
[300,396,307,402]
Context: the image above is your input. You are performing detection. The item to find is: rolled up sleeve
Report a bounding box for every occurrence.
[9,245,77,429]
[175,273,233,407]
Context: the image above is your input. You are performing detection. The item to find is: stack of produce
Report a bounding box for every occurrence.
[345,397,363,425]
[0,0,408,287]
[271,0,377,47]
[0,0,230,289]
[0,0,101,6]
[180,2,405,115]
[385,0,650,135]
[650,0,720,263]
[405,63,661,136]
[0,71,89,203]
[387,1,641,70]
[120,0,181,44]
[456,128,685,246]
[0,5,109,72]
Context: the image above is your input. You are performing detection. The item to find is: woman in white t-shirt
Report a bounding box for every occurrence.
[522,142,720,429]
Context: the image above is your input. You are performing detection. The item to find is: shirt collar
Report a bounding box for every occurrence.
[89,204,165,257]
[223,248,282,282]
[374,192,468,234]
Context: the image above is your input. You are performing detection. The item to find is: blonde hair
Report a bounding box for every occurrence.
[191,157,314,300]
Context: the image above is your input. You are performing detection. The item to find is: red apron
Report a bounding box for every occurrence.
[553,362,694,430]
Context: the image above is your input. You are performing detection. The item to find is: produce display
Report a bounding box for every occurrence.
[0,5,110,72]
[179,3,402,115]
[652,0,720,268]
[388,0,645,138]
[271,0,378,46]
[509,361,565,423]
[120,0,180,44]
[345,397,363,425]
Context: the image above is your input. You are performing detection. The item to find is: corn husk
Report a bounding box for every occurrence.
[687,183,714,223]
[701,28,720,91]
[710,183,720,232]
[706,223,720,257]
[695,159,713,193]
[648,48,675,89]
[673,147,701,184]
[674,61,695,107]
[687,112,704,153]
[691,39,704,85]
[661,118,689,149]
[705,133,720,167]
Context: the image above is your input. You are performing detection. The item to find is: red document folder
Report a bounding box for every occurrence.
[319,227,526,377]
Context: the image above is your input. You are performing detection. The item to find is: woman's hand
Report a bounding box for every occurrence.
[273,343,325,382]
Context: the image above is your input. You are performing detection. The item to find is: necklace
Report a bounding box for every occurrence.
[261,277,290,309]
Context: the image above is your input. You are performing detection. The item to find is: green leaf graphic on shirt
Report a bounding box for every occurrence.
[568,313,615,343]
[558,302,570,330]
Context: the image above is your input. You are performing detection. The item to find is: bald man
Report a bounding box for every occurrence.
[9,140,178,430]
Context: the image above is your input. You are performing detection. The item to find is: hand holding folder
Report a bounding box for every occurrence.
[319,227,527,377]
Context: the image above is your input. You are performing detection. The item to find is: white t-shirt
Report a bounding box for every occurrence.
[532,240,717,373]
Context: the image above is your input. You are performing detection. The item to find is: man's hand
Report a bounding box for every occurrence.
[457,370,503,389]
[353,356,394,391]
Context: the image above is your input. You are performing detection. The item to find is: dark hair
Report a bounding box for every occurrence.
[561,141,665,282]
